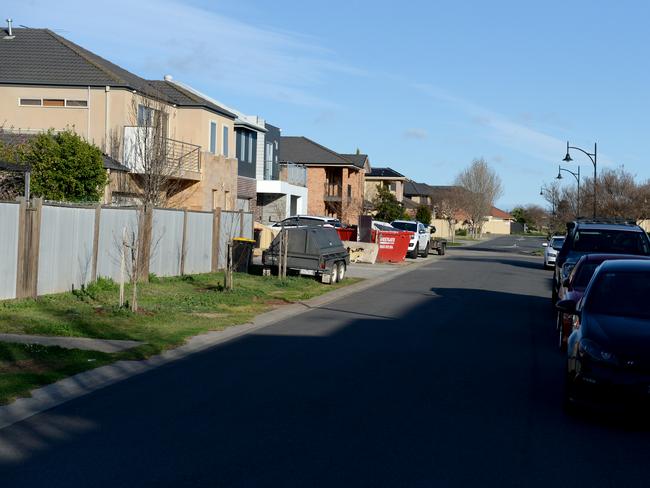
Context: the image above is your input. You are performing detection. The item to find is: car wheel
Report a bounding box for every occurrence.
[409,244,419,259]
[330,264,339,284]
[420,243,430,257]
[337,261,346,281]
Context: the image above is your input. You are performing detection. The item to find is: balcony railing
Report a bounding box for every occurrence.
[324,181,342,201]
[123,126,201,178]
[279,162,307,187]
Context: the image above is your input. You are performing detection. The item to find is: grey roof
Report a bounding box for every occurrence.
[403,180,433,197]
[402,197,419,209]
[340,153,369,169]
[280,136,362,168]
[367,167,405,178]
[0,28,166,99]
[147,80,236,119]
[102,154,130,172]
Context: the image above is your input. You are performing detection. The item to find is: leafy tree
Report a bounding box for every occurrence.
[372,184,404,222]
[24,130,107,202]
[415,204,432,224]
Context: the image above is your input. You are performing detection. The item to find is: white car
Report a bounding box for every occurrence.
[272,215,342,228]
[543,235,565,268]
[390,220,431,258]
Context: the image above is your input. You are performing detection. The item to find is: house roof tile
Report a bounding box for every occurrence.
[280,136,362,168]
[367,167,405,178]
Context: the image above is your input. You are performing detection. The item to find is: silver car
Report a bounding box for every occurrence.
[543,235,565,268]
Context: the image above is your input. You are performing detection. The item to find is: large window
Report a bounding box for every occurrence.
[222,126,229,156]
[209,121,217,154]
[247,133,254,162]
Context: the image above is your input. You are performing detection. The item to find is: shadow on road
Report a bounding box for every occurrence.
[1,281,649,487]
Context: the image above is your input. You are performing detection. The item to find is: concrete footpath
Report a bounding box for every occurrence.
[0,334,143,353]
[0,253,440,430]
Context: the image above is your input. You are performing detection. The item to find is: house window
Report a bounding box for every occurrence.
[43,99,65,107]
[389,181,396,192]
[222,126,229,156]
[137,104,156,126]
[19,98,41,106]
[240,132,246,160]
[65,100,88,107]
[347,184,352,198]
[209,121,217,154]
[247,133,254,163]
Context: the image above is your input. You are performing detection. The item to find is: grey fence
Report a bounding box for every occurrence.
[1,200,253,300]
[0,202,20,300]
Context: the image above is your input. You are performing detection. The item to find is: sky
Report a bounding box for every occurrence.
[5,0,650,209]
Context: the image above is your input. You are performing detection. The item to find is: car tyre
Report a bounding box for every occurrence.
[337,261,346,281]
[330,264,339,284]
[420,242,430,257]
[409,244,419,259]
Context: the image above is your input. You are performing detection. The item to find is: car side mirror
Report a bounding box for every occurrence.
[556,299,577,314]
[542,242,548,247]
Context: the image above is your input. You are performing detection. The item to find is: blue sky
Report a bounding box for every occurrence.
[6,0,650,209]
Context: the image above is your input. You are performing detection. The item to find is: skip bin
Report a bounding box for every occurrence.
[374,230,411,263]
[231,238,255,273]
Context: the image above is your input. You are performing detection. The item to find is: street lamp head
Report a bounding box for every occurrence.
[556,171,563,180]
[563,152,573,162]
[539,188,543,196]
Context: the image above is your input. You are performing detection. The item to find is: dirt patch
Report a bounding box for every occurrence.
[0,359,49,374]
[265,298,294,306]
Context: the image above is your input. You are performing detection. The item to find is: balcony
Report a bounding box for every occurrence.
[279,162,307,187]
[123,126,201,181]
[324,181,342,201]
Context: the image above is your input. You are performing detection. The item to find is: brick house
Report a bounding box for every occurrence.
[280,137,369,225]
[365,167,406,205]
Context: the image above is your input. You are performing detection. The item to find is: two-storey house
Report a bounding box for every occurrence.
[280,137,368,225]
[0,27,239,211]
[365,167,406,204]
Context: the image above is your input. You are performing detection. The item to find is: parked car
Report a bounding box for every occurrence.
[262,226,349,284]
[272,215,343,228]
[556,254,650,350]
[543,235,565,268]
[558,260,650,412]
[390,220,430,258]
[552,220,650,302]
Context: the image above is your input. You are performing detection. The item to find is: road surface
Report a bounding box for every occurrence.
[2,236,649,487]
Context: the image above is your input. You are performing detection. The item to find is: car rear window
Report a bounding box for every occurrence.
[573,262,599,288]
[572,230,650,255]
[391,222,417,232]
[587,270,650,319]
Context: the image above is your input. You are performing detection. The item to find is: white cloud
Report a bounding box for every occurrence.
[403,128,428,140]
[7,0,361,108]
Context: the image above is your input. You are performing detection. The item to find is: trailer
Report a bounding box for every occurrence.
[262,226,350,284]
[429,226,447,255]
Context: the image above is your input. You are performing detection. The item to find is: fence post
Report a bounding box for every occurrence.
[180,208,189,275]
[91,203,102,282]
[239,209,244,238]
[211,207,222,272]
[27,198,42,298]
[15,197,27,298]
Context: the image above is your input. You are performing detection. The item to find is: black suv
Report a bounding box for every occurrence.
[553,219,650,302]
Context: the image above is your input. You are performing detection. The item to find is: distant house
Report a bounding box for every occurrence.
[0,27,239,210]
[365,167,406,205]
[483,206,514,235]
[280,137,369,225]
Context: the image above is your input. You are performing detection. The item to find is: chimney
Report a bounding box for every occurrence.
[164,74,173,82]
[4,18,15,39]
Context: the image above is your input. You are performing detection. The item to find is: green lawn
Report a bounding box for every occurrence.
[0,272,359,404]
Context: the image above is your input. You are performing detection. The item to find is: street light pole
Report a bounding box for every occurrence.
[556,165,581,217]
[563,141,597,218]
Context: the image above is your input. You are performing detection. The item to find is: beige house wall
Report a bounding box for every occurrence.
[1,84,239,212]
[365,179,404,203]
[482,218,512,235]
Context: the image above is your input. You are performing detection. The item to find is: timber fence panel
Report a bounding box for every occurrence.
[37,205,96,295]
[184,211,213,275]
[0,203,20,300]
[149,208,184,277]
[96,207,139,282]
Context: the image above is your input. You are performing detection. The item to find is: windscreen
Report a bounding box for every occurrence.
[573,230,650,255]
[550,237,565,250]
[391,222,417,232]
[587,270,650,319]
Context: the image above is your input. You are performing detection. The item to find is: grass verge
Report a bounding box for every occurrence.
[0,272,360,404]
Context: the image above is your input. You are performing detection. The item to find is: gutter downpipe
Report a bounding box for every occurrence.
[104,85,110,152]
[87,86,91,141]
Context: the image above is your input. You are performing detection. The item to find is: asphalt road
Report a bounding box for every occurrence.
[2,235,650,487]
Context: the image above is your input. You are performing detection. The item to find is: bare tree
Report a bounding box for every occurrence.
[454,158,503,238]
[433,187,466,242]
